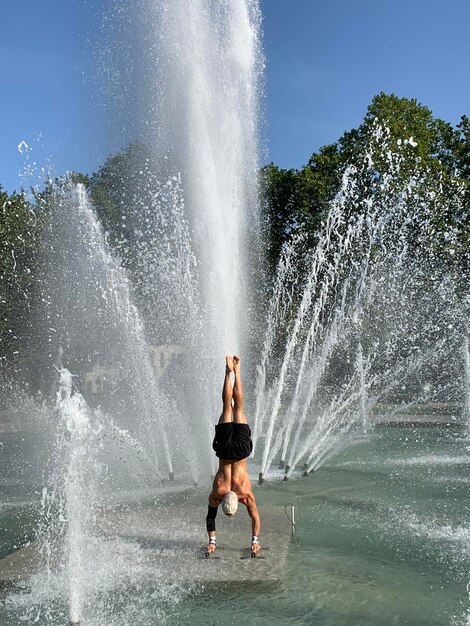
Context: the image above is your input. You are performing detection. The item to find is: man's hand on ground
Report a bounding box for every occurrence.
[251,542,261,554]
[206,543,216,554]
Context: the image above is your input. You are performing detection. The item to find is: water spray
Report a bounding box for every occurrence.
[463,336,470,432]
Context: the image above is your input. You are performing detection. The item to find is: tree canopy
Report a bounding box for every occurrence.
[261,93,470,268]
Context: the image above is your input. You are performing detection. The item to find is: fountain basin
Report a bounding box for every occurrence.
[0,499,290,585]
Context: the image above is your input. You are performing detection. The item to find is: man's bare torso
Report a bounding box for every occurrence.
[209,458,254,507]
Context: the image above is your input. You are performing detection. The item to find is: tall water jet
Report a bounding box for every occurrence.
[99,0,263,351]
[93,1,264,476]
[151,0,263,355]
[356,342,369,433]
[56,367,92,626]
[464,336,470,432]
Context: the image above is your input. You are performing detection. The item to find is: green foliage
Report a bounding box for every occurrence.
[260,164,298,268]
[260,143,341,267]
[262,92,470,273]
[89,142,159,247]
[335,93,459,175]
[451,114,470,190]
[0,187,41,386]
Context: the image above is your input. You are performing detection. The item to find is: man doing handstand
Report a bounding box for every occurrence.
[206,355,261,556]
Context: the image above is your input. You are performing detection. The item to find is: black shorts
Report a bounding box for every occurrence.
[212,423,253,461]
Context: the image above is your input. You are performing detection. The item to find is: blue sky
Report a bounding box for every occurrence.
[262,0,470,169]
[1,0,470,192]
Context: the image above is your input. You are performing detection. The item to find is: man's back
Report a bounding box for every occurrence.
[211,458,252,503]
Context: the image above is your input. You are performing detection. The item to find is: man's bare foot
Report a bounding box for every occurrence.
[226,355,234,373]
[233,355,241,373]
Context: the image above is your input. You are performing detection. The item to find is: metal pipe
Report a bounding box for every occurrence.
[290,504,296,535]
[284,503,296,534]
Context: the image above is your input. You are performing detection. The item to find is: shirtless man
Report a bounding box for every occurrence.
[206,355,261,556]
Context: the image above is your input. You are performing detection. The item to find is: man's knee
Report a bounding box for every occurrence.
[218,409,233,424]
[233,398,244,411]
[233,409,247,424]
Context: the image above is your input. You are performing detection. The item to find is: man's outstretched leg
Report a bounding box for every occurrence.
[233,355,247,424]
[218,355,234,424]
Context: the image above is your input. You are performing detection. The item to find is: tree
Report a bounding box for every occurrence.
[262,92,470,272]
[0,187,42,388]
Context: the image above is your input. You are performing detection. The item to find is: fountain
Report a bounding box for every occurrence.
[254,124,469,481]
[35,181,183,483]
[2,1,265,619]
[1,1,470,623]
[463,336,470,433]
[90,0,264,479]
[55,366,95,626]
[97,0,263,354]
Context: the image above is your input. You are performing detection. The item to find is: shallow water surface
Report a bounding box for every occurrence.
[1,426,469,625]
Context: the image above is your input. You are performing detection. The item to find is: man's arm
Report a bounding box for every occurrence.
[245,495,261,553]
[206,493,220,553]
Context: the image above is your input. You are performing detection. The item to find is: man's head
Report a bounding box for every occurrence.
[221,491,238,516]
